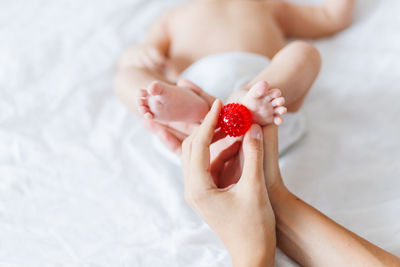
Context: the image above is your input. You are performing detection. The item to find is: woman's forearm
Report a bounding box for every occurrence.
[269,187,400,267]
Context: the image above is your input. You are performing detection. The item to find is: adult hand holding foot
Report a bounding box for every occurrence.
[181,99,276,267]
[143,79,287,156]
[181,102,400,267]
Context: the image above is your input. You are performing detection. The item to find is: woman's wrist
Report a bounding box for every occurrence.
[268,182,292,208]
[232,247,275,267]
[230,227,276,267]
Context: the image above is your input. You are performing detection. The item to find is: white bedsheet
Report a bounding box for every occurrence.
[0,0,399,266]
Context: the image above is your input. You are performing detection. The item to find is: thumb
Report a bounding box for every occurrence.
[262,124,284,191]
[238,124,264,187]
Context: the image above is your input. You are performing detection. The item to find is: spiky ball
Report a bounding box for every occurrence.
[218,103,252,137]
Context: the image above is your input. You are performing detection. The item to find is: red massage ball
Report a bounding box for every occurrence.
[218,103,252,137]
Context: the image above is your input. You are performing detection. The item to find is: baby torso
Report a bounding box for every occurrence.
[166,0,286,78]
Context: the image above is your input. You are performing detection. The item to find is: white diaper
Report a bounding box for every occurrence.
[154,52,306,164]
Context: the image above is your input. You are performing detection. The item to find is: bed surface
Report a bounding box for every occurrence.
[0,0,399,266]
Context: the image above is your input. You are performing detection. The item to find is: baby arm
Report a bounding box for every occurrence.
[114,13,171,114]
[273,0,355,38]
[114,11,210,127]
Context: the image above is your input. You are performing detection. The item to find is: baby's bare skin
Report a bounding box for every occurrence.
[115,0,354,150]
[166,0,286,78]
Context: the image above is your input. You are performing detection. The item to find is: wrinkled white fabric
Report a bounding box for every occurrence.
[0,0,399,267]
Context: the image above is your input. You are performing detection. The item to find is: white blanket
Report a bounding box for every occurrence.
[0,0,399,266]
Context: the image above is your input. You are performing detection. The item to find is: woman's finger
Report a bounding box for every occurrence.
[143,120,185,154]
[209,140,241,181]
[168,121,199,136]
[189,99,222,187]
[211,128,227,143]
[238,124,265,188]
[262,124,281,188]
[181,128,198,186]
[162,124,188,141]
[159,128,183,155]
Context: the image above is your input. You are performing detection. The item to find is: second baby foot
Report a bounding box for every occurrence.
[240,81,287,126]
[137,81,209,123]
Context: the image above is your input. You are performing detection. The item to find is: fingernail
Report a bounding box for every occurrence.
[211,99,219,111]
[250,124,262,140]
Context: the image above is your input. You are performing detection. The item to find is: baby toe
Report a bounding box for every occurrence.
[268,88,282,99]
[274,106,287,115]
[148,81,164,95]
[137,98,148,107]
[143,112,154,120]
[273,115,283,126]
[136,89,148,102]
[262,89,281,102]
[271,97,285,107]
[138,89,147,96]
[248,81,270,98]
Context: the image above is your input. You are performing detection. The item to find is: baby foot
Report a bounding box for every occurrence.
[240,81,287,126]
[137,81,209,123]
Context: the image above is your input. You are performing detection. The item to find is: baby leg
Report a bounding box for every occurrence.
[229,41,321,120]
[115,46,209,124]
[137,80,210,123]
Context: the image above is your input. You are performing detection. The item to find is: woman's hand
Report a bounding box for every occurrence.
[181,99,276,267]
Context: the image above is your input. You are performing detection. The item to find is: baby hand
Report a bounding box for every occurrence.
[118,45,166,71]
